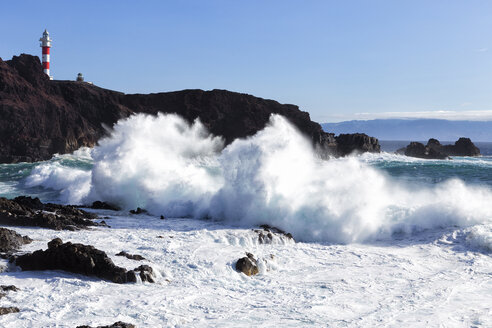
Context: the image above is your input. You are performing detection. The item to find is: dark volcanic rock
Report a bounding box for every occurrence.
[90,201,120,211]
[15,238,154,284]
[236,253,259,276]
[255,224,294,244]
[0,53,378,163]
[0,285,19,292]
[398,138,481,159]
[130,265,155,283]
[0,196,101,230]
[0,285,19,300]
[13,196,43,210]
[116,251,145,261]
[400,141,448,159]
[442,138,481,156]
[335,133,381,156]
[0,307,19,315]
[76,322,136,328]
[129,207,147,215]
[0,228,32,252]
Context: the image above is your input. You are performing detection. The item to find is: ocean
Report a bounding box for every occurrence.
[0,114,491,327]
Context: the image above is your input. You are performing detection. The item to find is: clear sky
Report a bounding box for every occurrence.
[2,0,492,122]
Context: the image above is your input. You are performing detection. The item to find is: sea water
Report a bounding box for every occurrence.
[0,114,491,327]
[1,114,492,243]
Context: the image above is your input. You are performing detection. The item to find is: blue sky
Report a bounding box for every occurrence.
[2,1,492,122]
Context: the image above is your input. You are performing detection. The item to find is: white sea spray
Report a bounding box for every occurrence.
[22,113,492,243]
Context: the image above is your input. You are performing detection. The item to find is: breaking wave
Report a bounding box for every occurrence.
[23,113,492,243]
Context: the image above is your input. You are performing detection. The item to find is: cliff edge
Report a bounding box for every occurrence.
[0,54,379,163]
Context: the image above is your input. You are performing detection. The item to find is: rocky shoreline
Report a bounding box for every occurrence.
[0,195,295,323]
[0,54,380,164]
[0,196,104,231]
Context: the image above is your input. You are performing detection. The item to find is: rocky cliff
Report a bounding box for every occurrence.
[0,54,379,163]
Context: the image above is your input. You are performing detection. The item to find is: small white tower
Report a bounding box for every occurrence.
[39,29,53,80]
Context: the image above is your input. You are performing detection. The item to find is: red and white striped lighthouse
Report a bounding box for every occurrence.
[39,29,53,80]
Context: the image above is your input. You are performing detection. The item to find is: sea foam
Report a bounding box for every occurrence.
[24,113,492,243]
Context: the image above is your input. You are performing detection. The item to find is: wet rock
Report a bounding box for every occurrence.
[0,307,19,315]
[90,201,120,211]
[400,141,448,159]
[0,197,101,230]
[236,253,259,276]
[0,227,32,252]
[257,231,274,244]
[116,251,145,261]
[99,220,110,228]
[129,207,147,215]
[129,265,155,283]
[398,138,481,159]
[0,285,19,292]
[335,133,381,156]
[443,137,481,156]
[255,224,294,244]
[48,237,63,248]
[0,285,19,299]
[0,285,19,300]
[15,238,152,284]
[13,196,43,210]
[76,322,135,328]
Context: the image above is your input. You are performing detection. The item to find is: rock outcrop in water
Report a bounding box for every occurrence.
[235,253,259,276]
[335,133,381,156]
[15,238,155,283]
[89,201,120,211]
[77,322,136,328]
[397,138,481,159]
[0,307,20,315]
[255,224,294,244]
[0,196,102,230]
[0,53,380,163]
[0,285,20,315]
[116,251,145,261]
[0,228,32,253]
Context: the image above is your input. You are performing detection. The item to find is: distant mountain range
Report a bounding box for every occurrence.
[322,119,492,142]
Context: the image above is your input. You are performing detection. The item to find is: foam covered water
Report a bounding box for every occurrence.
[4,113,492,243]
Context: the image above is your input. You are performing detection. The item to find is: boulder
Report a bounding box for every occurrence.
[236,253,259,276]
[15,238,155,284]
[0,228,32,253]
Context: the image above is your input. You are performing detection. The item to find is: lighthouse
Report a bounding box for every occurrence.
[39,29,53,80]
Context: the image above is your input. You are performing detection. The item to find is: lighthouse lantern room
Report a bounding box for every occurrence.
[39,29,53,80]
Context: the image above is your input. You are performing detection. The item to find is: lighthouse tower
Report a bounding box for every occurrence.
[39,29,53,80]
